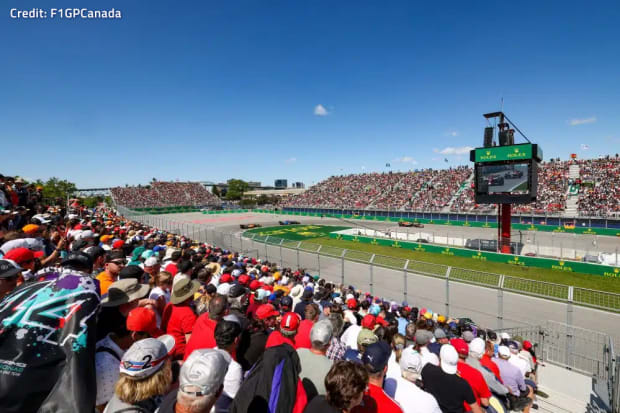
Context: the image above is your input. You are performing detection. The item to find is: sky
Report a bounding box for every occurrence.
[2,1,619,188]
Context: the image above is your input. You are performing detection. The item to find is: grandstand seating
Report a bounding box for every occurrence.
[285,156,620,216]
[110,181,220,208]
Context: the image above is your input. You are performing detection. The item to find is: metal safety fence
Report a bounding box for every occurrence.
[118,207,620,408]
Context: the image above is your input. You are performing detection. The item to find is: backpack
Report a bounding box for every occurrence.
[230,344,304,413]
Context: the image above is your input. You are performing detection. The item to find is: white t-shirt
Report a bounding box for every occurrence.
[386,352,402,383]
[149,286,171,304]
[95,335,125,406]
[509,354,530,377]
[420,346,439,367]
[384,374,442,413]
[340,324,362,350]
[215,348,243,399]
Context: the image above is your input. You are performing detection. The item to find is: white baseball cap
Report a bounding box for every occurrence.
[469,337,485,358]
[120,335,175,379]
[180,349,229,397]
[498,345,511,358]
[440,344,458,375]
[400,347,423,375]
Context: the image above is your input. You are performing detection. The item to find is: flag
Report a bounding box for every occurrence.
[386,163,391,167]
[444,158,449,163]
[581,144,590,150]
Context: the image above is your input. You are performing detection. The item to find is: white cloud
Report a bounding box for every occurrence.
[569,117,596,126]
[434,146,474,155]
[393,156,418,164]
[285,157,297,163]
[314,104,329,116]
[445,130,459,137]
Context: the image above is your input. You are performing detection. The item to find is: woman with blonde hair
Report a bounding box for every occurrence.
[386,333,406,382]
[104,335,175,413]
[148,271,172,326]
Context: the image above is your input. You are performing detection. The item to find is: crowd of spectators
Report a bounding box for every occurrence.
[0,193,543,413]
[407,167,471,212]
[512,160,570,215]
[576,157,620,217]
[111,181,220,209]
[286,157,618,217]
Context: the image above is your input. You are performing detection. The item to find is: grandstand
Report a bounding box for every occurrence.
[110,181,220,208]
[284,156,620,217]
[108,157,620,218]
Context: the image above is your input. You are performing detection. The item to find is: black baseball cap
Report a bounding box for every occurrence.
[119,265,145,281]
[362,341,391,373]
[229,283,247,298]
[61,251,93,270]
[0,260,22,278]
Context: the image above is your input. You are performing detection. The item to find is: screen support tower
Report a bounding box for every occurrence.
[484,112,515,253]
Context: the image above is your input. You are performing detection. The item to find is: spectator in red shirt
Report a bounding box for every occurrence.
[352,341,403,413]
[480,339,502,383]
[161,277,199,359]
[266,312,300,348]
[451,338,491,410]
[296,303,320,349]
[184,294,228,360]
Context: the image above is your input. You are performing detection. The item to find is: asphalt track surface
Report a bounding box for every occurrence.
[141,212,620,354]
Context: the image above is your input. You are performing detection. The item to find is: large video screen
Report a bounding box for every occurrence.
[476,162,530,195]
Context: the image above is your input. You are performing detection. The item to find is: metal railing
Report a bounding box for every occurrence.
[118,207,620,404]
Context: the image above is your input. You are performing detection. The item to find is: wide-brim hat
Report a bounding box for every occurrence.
[170,278,200,305]
[102,279,150,307]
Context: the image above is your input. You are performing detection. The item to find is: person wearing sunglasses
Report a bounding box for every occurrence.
[97,250,127,295]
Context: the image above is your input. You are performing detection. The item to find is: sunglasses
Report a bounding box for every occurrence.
[111,260,126,266]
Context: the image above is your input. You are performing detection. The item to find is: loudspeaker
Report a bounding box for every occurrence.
[483,127,494,147]
[498,130,514,146]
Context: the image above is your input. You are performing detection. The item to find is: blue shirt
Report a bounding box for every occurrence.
[493,357,526,395]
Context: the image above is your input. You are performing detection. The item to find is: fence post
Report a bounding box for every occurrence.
[497,275,505,330]
[296,242,301,268]
[369,254,376,295]
[316,245,322,276]
[340,249,346,286]
[279,239,284,267]
[445,266,451,316]
[240,234,243,252]
[403,260,409,303]
[264,236,270,262]
[566,286,574,368]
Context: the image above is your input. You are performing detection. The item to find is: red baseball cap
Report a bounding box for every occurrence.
[238,274,250,285]
[112,240,125,249]
[33,251,45,258]
[3,248,35,265]
[280,312,301,332]
[126,307,161,337]
[376,316,389,327]
[249,280,261,291]
[220,273,232,283]
[347,298,358,309]
[523,340,533,350]
[361,314,377,329]
[450,338,469,356]
[256,304,279,320]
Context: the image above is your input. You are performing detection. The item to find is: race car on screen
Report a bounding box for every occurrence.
[279,220,301,225]
[398,221,424,228]
[240,223,262,229]
[504,170,524,179]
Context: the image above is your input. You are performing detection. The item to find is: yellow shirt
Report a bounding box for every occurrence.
[96,271,116,295]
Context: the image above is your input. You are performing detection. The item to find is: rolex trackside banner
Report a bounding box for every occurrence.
[0,270,100,413]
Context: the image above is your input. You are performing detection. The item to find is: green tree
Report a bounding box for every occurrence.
[225,179,249,200]
[34,177,77,202]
